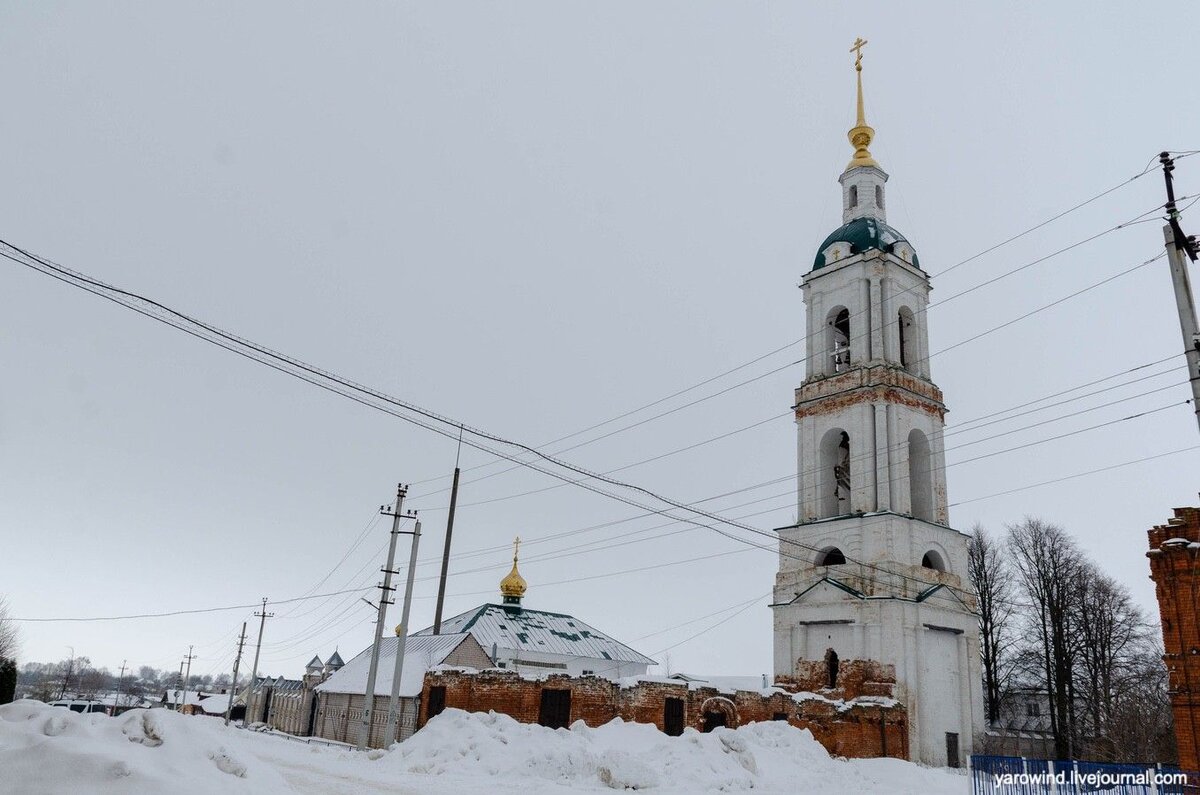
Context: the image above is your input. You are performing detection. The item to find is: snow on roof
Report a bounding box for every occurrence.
[326,650,345,668]
[315,633,478,697]
[162,690,221,707]
[194,693,239,715]
[415,604,656,666]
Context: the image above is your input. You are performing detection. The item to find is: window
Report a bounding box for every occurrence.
[1026,702,1040,718]
[875,184,883,209]
[427,686,447,720]
[538,689,571,729]
[849,185,858,208]
[772,712,789,722]
[816,547,846,566]
[664,697,685,737]
[582,670,594,676]
[921,551,946,572]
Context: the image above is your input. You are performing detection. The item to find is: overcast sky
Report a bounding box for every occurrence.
[2,2,1199,683]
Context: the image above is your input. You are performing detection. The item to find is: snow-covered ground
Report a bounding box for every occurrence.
[0,701,968,794]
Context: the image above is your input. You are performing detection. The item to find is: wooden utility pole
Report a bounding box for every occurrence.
[225,622,248,726]
[113,660,127,716]
[356,483,414,750]
[243,598,273,726]
[181,646,195,713]
[1159,153,1200,435]
[385,519,422,743]
[433,466,461,635]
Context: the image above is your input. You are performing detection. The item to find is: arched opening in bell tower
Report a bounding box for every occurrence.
[819,429,852,517]
[898,306,916,372]
[848,184,858,208]
[908,428,932,522]
[826,307,851,374]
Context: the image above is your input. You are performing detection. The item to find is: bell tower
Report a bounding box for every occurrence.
[771,39,984,767]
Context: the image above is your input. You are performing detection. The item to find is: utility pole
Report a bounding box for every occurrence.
[433,464,461,635]
[113,660,127,716]
[243,598,273,726]
[181,646,196,714]
[174,661,184,710]
[356,483,414,751]
[225,622,248,727]
[385,518,422,744]
[1160,152,1200,436]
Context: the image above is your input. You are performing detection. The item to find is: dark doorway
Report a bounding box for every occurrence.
[260,687,273,724]
[702,711,727,733]
[305,694,319,737]
[825,649,840,688]
[663,697,684,737]
[538,689,571,729]
[427,686,447,721]
[772,712,789,722]
[946,732,960,768]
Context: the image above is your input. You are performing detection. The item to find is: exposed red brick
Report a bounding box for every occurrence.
[1148,506,1200,771]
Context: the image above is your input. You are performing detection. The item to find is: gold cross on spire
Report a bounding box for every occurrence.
[845,37,878,170]
[850,37,868,70]
[513,535,521,562]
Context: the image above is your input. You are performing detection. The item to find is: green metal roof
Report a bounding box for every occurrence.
[812,217,920,270]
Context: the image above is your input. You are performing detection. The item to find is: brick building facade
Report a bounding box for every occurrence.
[1148,506,1200,771]
[418,657,908,760]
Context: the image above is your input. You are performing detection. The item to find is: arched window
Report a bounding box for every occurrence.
[898,307,916,371]
[816,547,847,566]
[921,551,946,572]
[908,429,932,522]
[849,185,858,208]
[824,649,839,688]
[827,308,850,373]
[819,429,852,517]
[875,184,883,209]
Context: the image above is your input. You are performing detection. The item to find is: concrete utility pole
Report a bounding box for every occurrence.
[113,660,127,716]
[356,483,414,751]
[174,661,184,710]
[1160,152,1200,436]
[225,622,248,727]
[243,598,273,726]
[385,518,422,744]
[181,646,196,713]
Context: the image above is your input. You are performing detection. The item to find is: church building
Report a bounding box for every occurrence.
[771,41,984,767]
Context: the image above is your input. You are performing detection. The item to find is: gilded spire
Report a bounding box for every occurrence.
[846,37,879,171]
[499,536,527,603]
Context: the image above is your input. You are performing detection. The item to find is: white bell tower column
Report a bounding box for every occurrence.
[772,39,983,768]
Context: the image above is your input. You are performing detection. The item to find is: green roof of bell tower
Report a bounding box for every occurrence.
[812,217,920,271]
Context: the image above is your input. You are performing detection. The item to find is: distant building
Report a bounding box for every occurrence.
[1147,506,1200,770]
[313,632,491,747]
[245,650,344,733]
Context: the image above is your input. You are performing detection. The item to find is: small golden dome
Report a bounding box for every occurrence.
[499,536,527,600]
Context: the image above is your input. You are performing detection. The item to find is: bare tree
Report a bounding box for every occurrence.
[968,524,1016,724]
[1007,518,1081,760]
[0,596,19,662]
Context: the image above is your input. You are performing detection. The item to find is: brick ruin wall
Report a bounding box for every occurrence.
[1148,506,1200,771]
[419,657,908,760]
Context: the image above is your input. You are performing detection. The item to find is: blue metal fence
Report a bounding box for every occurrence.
[971,755,1192,795]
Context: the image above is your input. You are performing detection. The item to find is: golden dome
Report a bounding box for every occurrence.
[499,536,527,600]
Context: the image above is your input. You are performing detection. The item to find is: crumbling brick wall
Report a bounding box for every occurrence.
[420,664,907,760]
[1148,506,1200,771]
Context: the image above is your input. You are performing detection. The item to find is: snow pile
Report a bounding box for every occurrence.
[0,701,291,795]
[385,709,965,793]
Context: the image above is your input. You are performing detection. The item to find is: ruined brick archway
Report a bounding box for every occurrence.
[699,697,738,732]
